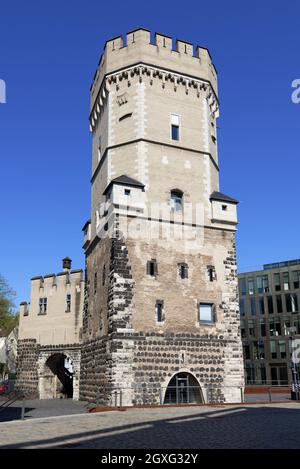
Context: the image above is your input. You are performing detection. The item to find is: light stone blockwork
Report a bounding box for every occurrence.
[80,29,244,405]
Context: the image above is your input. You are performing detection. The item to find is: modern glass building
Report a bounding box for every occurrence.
[238,259,300,386]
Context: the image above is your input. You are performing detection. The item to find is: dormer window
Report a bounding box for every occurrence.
[171,190,183,211]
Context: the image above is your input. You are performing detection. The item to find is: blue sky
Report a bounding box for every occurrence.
[0,0,300,308]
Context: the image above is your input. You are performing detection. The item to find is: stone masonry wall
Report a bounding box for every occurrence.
[16,339,39,398]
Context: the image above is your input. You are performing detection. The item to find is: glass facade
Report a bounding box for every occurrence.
[238,261,300,386]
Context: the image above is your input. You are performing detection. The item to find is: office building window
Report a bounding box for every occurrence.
[270,340,277,359]
[270,318,281,337]
[258,340,265,359]
[276,295,283,314]
[39,297,47,315]
[292,271,300,289]
[257,275,269,294]
[258,297,265,315]
[282,318,291,335]
[241,320,246,338]
[248,319,255,336]
[283,272,290,291]
[239,278,246,296]
[198,303,215,323]
[279,341,286,359]
[239,299,245,317]
[260,319,266,337]
[267,296,274,315]
[248,277,255,295]
[250,298,256,315]
[273,273,281,291]
[243,343,250,360]
[286,293,298,313]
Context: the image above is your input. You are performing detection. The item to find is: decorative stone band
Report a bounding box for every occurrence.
[89,64,219,133]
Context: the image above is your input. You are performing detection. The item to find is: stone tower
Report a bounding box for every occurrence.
[80,28,244,405]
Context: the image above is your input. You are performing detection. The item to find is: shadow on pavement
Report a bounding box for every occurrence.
[1,404,300,449]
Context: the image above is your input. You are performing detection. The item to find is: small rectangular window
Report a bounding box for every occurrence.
[170,114,180,141]
[198,303,214,323]
[273,273,281,291]
[39,298,47,314]
[156,301,164,322]
[124,189,131,196]
[171,125,179,140]
[283,272,290,291]
[178,263,188,279]
[66,294,71,312]
[147,259,157,277]
[222,205,227,211]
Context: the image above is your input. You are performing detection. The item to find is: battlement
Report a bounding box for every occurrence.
[18,258,85,345]
[90,28,218,111]
[20,258,84,318]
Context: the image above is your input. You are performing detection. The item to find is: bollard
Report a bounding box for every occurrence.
[240,387,244,403]
[21,398,25,421]
[119,389,122,408]
[268,388,272,403]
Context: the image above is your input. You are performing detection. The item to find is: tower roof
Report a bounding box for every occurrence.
[210,191,239,204]
[103,175,145,195]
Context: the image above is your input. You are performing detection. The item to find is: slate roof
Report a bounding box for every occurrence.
[210,191,238,204]
[103,175,145,195]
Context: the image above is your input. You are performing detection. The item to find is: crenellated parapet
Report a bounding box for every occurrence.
[89,28,218,133]
[18,259,85,346]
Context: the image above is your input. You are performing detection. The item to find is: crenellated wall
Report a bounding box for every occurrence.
[19,269,84,346]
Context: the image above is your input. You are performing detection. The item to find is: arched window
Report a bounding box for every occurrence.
[170,190,183,211]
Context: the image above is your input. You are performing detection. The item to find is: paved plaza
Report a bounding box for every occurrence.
[1,402,300,449]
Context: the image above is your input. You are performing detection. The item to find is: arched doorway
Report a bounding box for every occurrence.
[40,354,74,399]
[164,372,203,405]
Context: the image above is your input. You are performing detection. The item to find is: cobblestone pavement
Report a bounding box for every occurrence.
[1,403,300,449]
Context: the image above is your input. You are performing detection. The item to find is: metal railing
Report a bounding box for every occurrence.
[0,391,26,420]
[92,383,300,408]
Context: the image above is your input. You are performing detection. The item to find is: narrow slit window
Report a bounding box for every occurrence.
[170,114,180,141]
[156,300,164,322]
[147,259,157,277]
[66,294,71,312]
